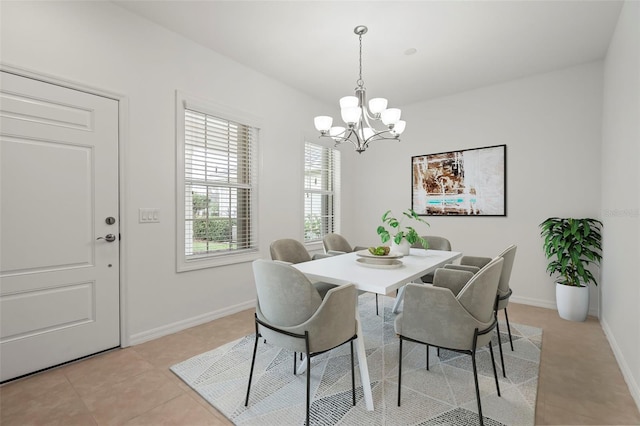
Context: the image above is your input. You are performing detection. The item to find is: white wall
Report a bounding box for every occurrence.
[0,1,356,342]
[348,62,604,313]
[601,0,640,408]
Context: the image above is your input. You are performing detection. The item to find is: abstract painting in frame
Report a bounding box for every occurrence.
[412,145,506,216]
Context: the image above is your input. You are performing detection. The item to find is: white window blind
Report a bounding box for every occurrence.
[183,108,258,262]
[304,142,340,242]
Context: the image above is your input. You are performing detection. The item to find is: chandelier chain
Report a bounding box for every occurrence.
[357,32,364,88]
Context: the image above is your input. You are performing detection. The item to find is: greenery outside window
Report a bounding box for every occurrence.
[304,142,340,242]
[177,93,259,271]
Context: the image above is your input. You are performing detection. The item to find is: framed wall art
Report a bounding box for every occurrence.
[411,144,506,216]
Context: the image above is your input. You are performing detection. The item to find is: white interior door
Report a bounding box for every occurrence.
[0,71,120,382]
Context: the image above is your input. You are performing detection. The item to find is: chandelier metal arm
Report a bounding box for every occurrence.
[317,126,399,154]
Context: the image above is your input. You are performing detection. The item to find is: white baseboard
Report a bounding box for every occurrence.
[510,295,599,318]
[127,299,256,346]
[601,318,640,413]
[510,295,556,310]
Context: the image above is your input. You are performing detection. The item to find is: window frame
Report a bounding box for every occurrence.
[176,91,261,272]
[303,140,341,246]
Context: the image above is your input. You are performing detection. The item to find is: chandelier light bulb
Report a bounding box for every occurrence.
[341,106,361,125]
[368,98,388,115]
[362,127,375,140]
[381,108,401,126]
[339,96,359,109]
[393,120,406,135]
[314,116,333,132]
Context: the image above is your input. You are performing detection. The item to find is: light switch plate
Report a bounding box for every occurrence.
[139,208,160,223]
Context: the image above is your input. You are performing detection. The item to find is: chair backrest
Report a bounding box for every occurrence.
[496,245,516,296]
[413,235,452,251]
[323,233,353,253]
[457,257,503,323]
[270,238,312,264]
[252,259,322,326]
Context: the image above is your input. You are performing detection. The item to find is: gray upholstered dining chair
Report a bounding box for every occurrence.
[444,244,517,378]
[270,238,336,298]
[323,233,368,255]
[246,259,358,426]
[411,235,452,283]
[391,235,452,314]
[395,257,504,426]
[322,233,381,315]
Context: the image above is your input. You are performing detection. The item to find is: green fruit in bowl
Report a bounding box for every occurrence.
[368,246,390,256]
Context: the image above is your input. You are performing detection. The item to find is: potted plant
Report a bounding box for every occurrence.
[539,217,602,321]
[377,209,430,255]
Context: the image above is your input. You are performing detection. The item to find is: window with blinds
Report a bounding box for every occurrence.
[304,142,340,242]
[181,106,258,267]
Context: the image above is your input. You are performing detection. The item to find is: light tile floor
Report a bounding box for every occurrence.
[1,303,639,425]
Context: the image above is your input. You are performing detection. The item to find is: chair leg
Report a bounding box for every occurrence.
[496,317,506,378]
[293,352,297,375]
[488,341,501,397]
[376,293,379,316]
[350,341,356,406]
[426,344,429,370]
[437,347,440,357]
[244,328,260,406]
[305,332,310,426]
[504,308,514,351]
[397,337,403,406]
[471,351,484,426]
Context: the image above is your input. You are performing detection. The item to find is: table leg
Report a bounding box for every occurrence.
[355,303,374,411]
[296,295,374,410]
[392,285,405,313]
[296,355,308,375]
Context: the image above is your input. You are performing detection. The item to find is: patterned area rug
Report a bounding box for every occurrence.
[171,294,542,425]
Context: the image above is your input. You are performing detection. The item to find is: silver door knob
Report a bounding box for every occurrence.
[96,234,116,242]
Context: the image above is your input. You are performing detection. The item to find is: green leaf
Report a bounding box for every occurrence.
[394,232,404,245]
[417,236,428,249]
[570,219,578,235]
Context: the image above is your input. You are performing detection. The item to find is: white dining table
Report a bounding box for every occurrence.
[293,248,462,411]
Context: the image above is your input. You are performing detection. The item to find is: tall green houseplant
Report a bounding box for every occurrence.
[539,217,603,287]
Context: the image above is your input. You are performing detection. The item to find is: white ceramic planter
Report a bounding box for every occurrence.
[391,239,411,256]
[556,283,589,321]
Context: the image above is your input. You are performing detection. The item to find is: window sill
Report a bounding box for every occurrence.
[177,250,260,272]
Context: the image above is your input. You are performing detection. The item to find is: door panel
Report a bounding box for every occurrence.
[1,136,93,274]
[0,71,120,381]
[1,281,95,341]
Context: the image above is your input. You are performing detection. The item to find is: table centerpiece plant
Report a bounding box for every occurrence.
[377,209,429,255]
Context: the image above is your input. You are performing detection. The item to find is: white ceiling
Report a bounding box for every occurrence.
[113,0,623,107]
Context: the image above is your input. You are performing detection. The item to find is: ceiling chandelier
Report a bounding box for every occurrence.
[314,25,406,154]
